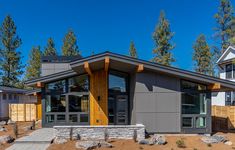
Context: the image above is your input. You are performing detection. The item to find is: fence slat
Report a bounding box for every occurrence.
[9,104,36,122]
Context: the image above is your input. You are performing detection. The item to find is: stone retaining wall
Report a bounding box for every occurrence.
[54,124,145,141]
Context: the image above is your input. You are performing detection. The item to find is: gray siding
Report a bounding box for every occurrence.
[131,71,181,133]
[41,63,71,76]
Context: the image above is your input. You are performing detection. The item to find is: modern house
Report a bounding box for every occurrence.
[212,46,235,106]
[25,52,235,134]
[0,86,38,120]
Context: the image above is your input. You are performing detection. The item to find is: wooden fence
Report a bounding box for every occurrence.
[9,104,36,121]
[212,105,235,131]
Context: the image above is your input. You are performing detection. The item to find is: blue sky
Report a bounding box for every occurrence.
[0,0,234,71]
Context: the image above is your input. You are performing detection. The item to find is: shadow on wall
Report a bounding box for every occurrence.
[136,71,181,92]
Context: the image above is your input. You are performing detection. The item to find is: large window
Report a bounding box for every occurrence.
[181,80,209,130]
[68,95,88,112]
[68,75,89,92]
[44,74,89,125]
[109,73,127,93]
[225,64,235,79]
[45,80,66,93]
[182,93,207,114]
[45,95,66,112]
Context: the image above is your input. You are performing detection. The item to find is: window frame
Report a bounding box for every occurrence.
[225,63,234,79]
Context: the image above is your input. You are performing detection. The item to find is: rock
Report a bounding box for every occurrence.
[75,141,112,150]
[99,141,113,148]
[149,134,166,145]
[224,141,233,146]
[138,139,149,145]
[201,135,227,144]
[76,141,99,150]
[53,137,68,144]
[155,135,166,145]
[0,135,14,144]
[0,121,6,126]
[0,126,7,132]
[7,119,15,124]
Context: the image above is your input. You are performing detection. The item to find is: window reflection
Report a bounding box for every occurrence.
[69,75,89,92]
[109,74,127,93]
[69,95,88,112]
[45,80,66,93]
[45,95,66,112]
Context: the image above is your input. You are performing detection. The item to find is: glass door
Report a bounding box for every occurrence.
[116,95,128,125]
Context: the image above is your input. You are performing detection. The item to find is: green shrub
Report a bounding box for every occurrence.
[176,139,186,148]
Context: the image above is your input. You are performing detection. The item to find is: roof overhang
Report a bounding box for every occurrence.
[25,52,235,91]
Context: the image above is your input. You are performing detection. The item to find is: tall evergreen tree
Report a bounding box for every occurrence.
[25,46,42,80]
[193,34,213,75]
[62,29,79,56]
[129,41,137,58]
[44,37,57,56]
[152,11,175,66]
[0,15,24,87]
[214,0,234,52]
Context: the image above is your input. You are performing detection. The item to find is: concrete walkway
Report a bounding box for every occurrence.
[6,128,55,150]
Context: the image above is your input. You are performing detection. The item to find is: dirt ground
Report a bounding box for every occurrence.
[48,132,235,150]
[0,121,41,150]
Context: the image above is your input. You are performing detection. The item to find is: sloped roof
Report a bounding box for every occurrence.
[25,51,235,91]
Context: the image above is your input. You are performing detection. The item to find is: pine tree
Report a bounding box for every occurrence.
[0,15,24,87]
[214,0,234,52]
[62,29,79,56]
[152,11,175,66]
[25,46,42,80]
[129,41,137,58]
[193,34,213,75]
[44,37,57,56]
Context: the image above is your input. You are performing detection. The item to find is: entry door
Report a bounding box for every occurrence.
[108,95,128,125]
[116,95,128,125]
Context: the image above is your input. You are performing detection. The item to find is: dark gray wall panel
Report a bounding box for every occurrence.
[135,112,180,133]
[135,93,156,112]
[155,93,180,113]
[132,71,181,133]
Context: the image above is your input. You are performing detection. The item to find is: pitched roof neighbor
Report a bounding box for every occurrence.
[25,51,235,91]
[0,86,41,94]
[0,86,27,93]
[217,46,235,65]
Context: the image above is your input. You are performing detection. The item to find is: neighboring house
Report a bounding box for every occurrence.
[25,52,235,134]
[212,46,235,106]
[0,86,38,120]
